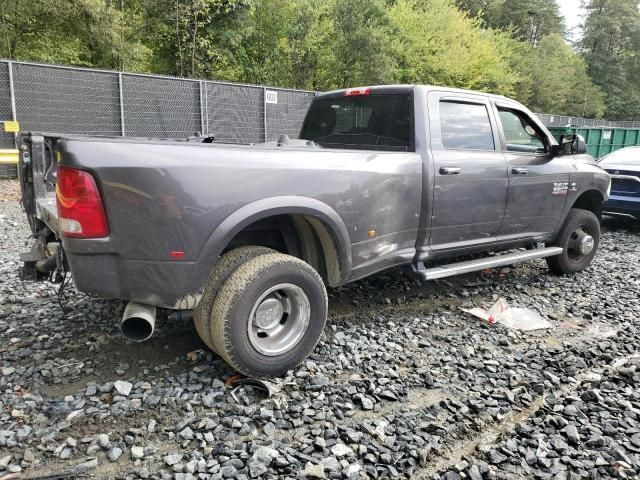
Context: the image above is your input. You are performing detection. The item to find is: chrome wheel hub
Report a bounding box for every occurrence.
[567,226,595,261]
[248,283,310,356]
[578,234,595,255]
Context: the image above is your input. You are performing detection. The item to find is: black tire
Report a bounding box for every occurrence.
[193,246,274,351]
[211,252,327,377]
[546,208,600,274]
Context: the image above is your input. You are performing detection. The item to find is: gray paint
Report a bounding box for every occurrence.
[21,85,610,309]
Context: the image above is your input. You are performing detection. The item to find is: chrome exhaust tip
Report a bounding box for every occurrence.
[121,302,156,342]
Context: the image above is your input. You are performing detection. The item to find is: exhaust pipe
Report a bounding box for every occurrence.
[121,302,156,342]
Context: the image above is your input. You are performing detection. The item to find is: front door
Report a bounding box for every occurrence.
[427,92,509,250]
[493,103,570,240]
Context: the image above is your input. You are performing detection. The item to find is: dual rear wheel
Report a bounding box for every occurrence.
[193,247,328,377]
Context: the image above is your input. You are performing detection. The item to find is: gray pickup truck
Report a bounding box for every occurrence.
[18,85,610,376]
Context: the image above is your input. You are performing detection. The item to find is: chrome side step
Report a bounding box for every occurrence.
[412,247,564,281]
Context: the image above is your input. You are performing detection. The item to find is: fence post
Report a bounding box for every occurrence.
[118,72,125,136]
[204,81,209,136]
[199,80,205,135]
[7,61,17,147]
[263,87,268,142]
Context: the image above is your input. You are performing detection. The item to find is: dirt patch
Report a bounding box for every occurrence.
[0,179,20,202]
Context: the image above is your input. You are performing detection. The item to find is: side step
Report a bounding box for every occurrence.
[412,247,564,281]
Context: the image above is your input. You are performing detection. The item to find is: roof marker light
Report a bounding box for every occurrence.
[345,87,371,97]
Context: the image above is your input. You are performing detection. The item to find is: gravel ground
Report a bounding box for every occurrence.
[1,178,640,480]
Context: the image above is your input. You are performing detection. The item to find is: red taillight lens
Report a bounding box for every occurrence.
[345,87,371,96]
[56,166,109,238]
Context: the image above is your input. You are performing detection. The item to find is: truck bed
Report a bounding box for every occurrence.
[18,132,423,308]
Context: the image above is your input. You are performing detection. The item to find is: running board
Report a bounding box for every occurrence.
[412,247,564,281]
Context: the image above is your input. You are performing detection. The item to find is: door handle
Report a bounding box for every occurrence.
[440,167,462,175]
[512,167,529,175]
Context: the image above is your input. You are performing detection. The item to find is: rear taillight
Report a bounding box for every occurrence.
[56,166,109,238]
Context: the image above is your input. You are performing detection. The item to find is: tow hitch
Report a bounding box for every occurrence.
[19,239,65,283]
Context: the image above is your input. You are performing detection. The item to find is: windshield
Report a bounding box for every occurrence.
[598,147,640,166]
[299,94,413,151]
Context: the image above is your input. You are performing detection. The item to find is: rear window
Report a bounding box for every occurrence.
[299,94,413,151]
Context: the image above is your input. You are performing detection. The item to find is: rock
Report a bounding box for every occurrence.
[443,472,461,480]
[311,375,330,387]
[130,446,144,459]
[321,456,341,472]
[220,465,237,478]
[345,463,361,478]
[331,443,353,457]
[488,450,507,464]
[468,464,483,480]
[359,396,374,410]
[564,424,580,444]
[165,453,183,466]
[248,460,268,478]
[113,380,133,396]
[586,436,605,448]
[301,462,325,479]
[107,447,123,462]
[0,455,12,468]
[251,446,278,464]
[97,434,110,449]
[23,450,34,463]
[60,447,72,460]
[564,404,578,416]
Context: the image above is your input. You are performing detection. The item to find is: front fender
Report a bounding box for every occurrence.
[552,160,610,229]
[187,196,352,294]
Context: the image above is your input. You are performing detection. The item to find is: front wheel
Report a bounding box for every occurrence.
[211,252,328,377]
[546,208,600,274]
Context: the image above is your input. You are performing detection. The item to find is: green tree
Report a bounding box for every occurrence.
[389,0,519,95]
[0,0,150,69]
[488,0,564,45]
[509,34,604,117]
[454,0,565,45]
[322,0,395,88]
[579,0,640,119]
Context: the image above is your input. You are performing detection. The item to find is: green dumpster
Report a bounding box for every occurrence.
[548,126,640,159]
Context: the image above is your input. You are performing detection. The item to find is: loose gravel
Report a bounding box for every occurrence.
[1,178,639,480]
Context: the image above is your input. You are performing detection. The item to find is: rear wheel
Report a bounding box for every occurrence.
[546,208,600,274]
[211,252,327,377]
[193,246,273,351]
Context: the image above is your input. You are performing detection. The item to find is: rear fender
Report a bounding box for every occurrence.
[187,196,352,294]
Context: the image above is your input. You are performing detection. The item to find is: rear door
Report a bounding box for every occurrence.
[427,92,509,250]
[493,103,569,239]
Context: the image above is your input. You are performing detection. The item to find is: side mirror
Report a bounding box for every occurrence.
[571,134,588,155]
[557,134,587,156]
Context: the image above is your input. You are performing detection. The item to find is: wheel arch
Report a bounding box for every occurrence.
[569,189,605,220]
[188,196,352,293]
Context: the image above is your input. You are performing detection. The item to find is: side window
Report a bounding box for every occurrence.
[440,101,495,151]
[498,109,546,153]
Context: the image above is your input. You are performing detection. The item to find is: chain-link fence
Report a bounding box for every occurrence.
[0,60,316,176]
[2,59,640,177]
[534,113,640,129]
